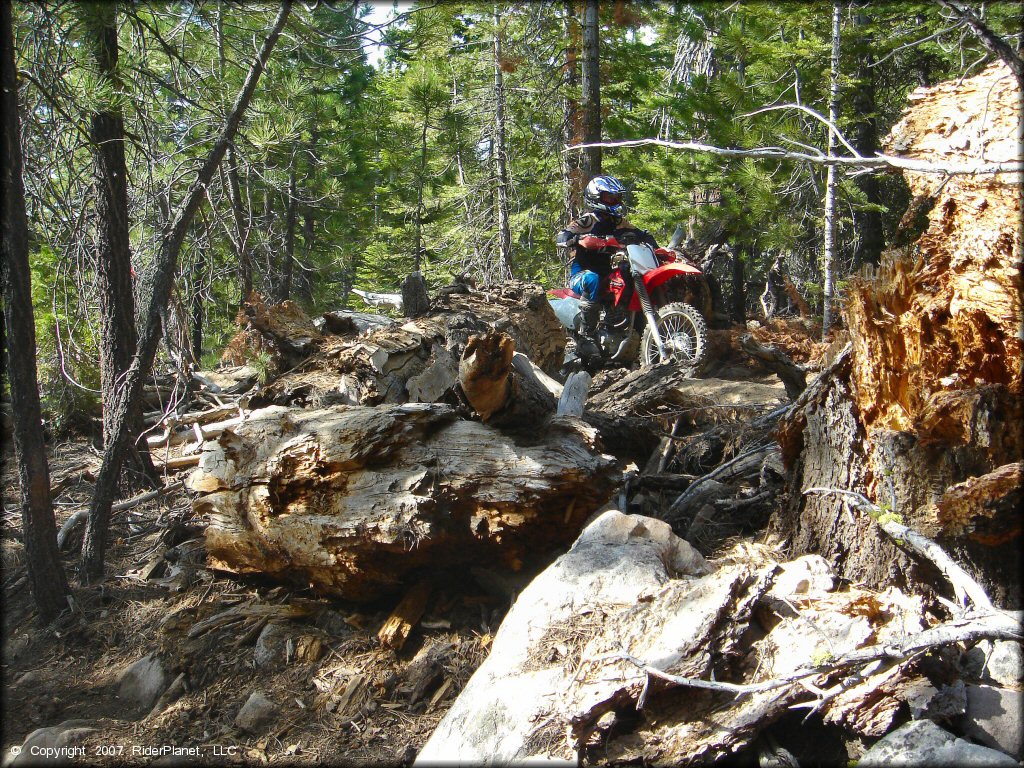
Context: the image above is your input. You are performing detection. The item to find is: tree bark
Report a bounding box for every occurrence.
[80,0,292,583]
[730,248,745,322]
[851,4,884,271]
[82,2,157,483]
[821,2,841,338]
[217,2,252,305]
[1,0,70,621]
[493,5,512,280]
[562,1,582,218]
[415,104,430,273]
[580,0,601,181]
[278,152,297,302]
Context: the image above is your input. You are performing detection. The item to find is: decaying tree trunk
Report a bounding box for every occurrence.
[189,403,619,601]
[401,271,430,318]
[774,63,1023,607]
[248,282,567,411]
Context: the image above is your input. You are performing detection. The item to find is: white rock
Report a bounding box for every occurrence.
[235,692,276,733]
[415,510,710,766]
[985,640,1023,687]
[117,654,168,710]
[858,719,1017,767]
[961,684,1023,758]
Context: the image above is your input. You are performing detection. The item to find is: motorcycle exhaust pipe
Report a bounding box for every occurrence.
[633,274,669,363]
[610,329,637,362]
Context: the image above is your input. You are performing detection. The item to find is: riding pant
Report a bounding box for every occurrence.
[569,269,601,301]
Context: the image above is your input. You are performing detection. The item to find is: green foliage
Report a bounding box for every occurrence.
[14,0,1019,410]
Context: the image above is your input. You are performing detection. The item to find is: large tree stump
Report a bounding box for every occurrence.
[773,64,1023,607]
[189,403,619,601]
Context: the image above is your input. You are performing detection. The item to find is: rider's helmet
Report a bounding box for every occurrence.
[584,175,626,220]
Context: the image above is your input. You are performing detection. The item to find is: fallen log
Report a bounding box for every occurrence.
[320,309,396,336]
[557,372,591,417]
[739,333,807,399]
[146,403,241,430]
[153,454,202,471]
[57,481,185,550]
[190,403,619,600]
[352,288,403,310]
[250,283,567,410]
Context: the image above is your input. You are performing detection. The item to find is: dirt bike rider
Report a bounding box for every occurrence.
[556,175,659,360]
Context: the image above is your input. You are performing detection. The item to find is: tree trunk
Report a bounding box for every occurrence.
[218,2,252,305]
[191,250,205,363]
[1,0,70,621]
[223,146,251,304]
[83,2,157,482]
[415,105,430,273]
[278,153,297,302]
[493,6,512,280]
[850,4,884,271]
[80,0,292,583]
[730,248,745,322]
[580,0,601,181]
[821,2,841,338]
[562,1,582,218]
[775,64,1023,608]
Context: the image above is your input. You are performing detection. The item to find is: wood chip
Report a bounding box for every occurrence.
[377,580,434,651]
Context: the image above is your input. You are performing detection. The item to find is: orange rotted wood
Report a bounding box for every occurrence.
[845,64,1022,458]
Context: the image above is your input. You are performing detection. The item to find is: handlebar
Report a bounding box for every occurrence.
[577,235,621,250]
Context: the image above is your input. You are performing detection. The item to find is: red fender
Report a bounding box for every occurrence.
[626,262,703,312]
[548,287,581,300]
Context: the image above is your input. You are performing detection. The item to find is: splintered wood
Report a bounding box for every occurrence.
[847,62,1022,438]
[776,64,1022,605]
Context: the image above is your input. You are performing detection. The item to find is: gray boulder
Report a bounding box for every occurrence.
[858,719,1017,767]
[254,623,290,668]
[117,653,168,710]
[235,692,276,733]
[961,684,1023,759]
[5,720,97,765]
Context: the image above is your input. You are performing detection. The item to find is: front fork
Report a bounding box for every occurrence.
[634,273,668,362]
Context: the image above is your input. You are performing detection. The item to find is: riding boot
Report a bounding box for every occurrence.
[574,299,602,361]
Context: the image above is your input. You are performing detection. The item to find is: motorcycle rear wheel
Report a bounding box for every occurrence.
[640,302,708,368]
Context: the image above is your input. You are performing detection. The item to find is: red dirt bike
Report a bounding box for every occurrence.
[548,234,710,371]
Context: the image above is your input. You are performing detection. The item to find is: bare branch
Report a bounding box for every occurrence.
[934,0,1024,82]
[741,104,863,158]
[803,487,997,612]
[564,138,1023,177]
[598,609,1022,705]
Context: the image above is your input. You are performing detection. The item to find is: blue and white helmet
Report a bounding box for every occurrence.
[584,175,626,218]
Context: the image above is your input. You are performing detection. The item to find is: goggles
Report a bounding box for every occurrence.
[599,191,623,206]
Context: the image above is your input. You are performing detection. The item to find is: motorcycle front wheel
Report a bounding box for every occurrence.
[640,302,708,368]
